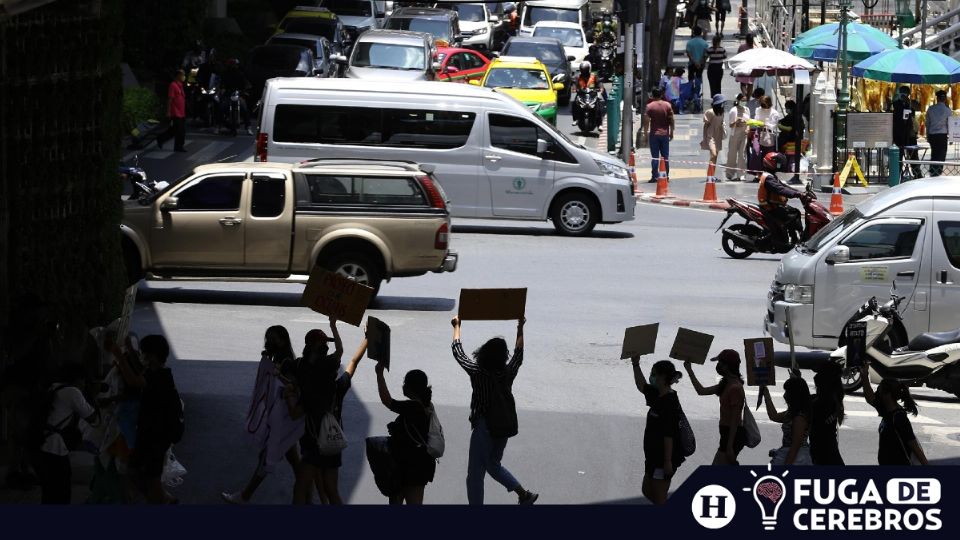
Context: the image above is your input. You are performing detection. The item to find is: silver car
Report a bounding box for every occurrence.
[339,29,439,80]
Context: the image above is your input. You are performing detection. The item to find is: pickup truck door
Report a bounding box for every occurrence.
[150,173,247,268]
[244,173,294,271]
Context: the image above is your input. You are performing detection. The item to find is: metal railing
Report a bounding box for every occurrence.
[755,0,846,51]
[901,160,960,180]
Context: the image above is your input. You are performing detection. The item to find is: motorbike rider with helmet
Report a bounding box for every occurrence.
[219,58,252,135]
[593,10,618,42]
[571,61,607,127]
[758,152,804,246]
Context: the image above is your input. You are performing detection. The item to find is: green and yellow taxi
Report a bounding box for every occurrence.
[471,56,563,125]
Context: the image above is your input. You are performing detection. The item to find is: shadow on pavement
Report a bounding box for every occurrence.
[452,224,633,239]
[138,287,454,312]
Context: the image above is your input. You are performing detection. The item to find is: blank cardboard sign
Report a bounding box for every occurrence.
[621,323,659,359]
[669,328,715,364]
[301,267,375,326]
[367,316,391,371]
[745,337,776,386]
[458,288,527,320]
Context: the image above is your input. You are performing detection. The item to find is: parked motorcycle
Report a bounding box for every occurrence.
[716,182,831,259]
[598,41,615,82]
[830,289,960,398]
[197,83,220,128]
[218,90,243,137]
[574,87,603,133]
[119,156,168,202]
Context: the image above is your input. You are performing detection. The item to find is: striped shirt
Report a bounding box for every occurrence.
[452,340,523,425]
[707,46,727,64]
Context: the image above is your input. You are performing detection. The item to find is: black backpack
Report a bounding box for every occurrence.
[485,378,518,439]
[27,385,83,452]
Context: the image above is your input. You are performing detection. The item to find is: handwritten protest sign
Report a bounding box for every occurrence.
[669,328,714,364]
[845,322,868,369]
[301,267,374,326]
[745,337,776,386]
[116,284,139,344]
[458,288,527,320]
[366,316,391,371]
[621,323,659,359]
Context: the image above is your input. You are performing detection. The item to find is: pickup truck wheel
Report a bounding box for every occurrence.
[123,242,144,287]
[323,252,383,295]
[551,192,598,236]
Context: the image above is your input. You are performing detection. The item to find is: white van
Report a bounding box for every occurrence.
[519,0,590,37]
[255,78,635,235]
[765,178,960,349]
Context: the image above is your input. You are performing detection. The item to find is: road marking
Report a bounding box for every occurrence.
[190,141,233,164]
[844,410,943,425]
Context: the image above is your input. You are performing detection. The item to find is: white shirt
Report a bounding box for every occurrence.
[754,107,782,130]
[727,105,750,128]
[41,385,95,456]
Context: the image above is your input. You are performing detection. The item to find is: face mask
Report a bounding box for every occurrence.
[716,364,726,377]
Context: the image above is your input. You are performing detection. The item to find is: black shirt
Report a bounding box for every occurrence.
[809,395,843,465]
[296,355,349,424]
[876,406,916,465]
[891,97,913,147]
[387,399,430,452]
[642,386,685,467]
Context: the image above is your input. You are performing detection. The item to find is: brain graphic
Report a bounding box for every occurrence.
[757,481,783,503]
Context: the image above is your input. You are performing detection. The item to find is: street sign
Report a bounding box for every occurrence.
[846,321,868,369]
[301,267,374,326]
[458,288,527,320]
[745,337,776,386]
[621,323,659,359]
[669,327,714,364]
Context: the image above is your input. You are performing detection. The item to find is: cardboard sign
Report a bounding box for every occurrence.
[669,328,714,364]
[458,288,527,320]
[300,267,374,327]
[745,337,776,386]
[366,316,391,371]
[845,321,868,369]
[621,323,659,359]
[116,284,139,344]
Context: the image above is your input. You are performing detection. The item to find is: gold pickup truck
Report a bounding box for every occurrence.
[121,159,458,295]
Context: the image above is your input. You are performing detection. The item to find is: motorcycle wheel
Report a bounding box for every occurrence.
[577,118,593,133]
[721,223,755,259]
[841,366,862,394]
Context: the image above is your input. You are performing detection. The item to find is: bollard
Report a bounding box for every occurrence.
[888,145,901,186]
[607,75,622,152]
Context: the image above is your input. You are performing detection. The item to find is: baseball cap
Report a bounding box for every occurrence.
[710,349,742,369]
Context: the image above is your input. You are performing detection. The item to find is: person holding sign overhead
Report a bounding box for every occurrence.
[760,376,812,465]
[631,357,685,505]
[290,319,368,505]
[450,316,539,505]
[683,350,746,465]
[810,362,846,465]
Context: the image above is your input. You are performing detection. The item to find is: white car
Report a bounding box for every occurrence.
[444,2,498,51]
[531,21,588,74]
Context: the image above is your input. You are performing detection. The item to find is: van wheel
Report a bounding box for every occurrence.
[551,192,597,236]
[322,252,383,296]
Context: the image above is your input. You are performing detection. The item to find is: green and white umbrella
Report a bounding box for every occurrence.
[789,22,899,62]
[851,48,960,84]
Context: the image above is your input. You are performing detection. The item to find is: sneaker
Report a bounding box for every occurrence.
[519,491,539,505]
[221,491,248,504]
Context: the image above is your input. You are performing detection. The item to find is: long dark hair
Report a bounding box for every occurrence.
[783,377,812,418]
[473,337,509,373]
[264,325,295,363]
[814,363,845,426]
[403,369,433,406]
[877,379,919,416]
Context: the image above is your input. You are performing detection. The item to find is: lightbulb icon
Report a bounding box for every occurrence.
[752,475,786,530]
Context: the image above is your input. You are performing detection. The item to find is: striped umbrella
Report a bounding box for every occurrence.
[851,48,960,84]
[789,22,899,62]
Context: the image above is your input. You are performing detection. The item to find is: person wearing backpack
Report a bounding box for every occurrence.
[632,358,687,505]
[131,335,183,504]
[290,320,367,505]
[374,364,437,504]
[683,350,746,465]
[450,316,538,505]
[36,363,99,503]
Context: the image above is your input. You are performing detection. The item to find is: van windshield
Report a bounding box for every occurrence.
[801,208,863,253]
[524,7,578,27]
[352,42,426,69]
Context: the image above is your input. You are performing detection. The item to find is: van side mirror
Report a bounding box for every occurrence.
[160,197,179,212]
[825,245,850,265]
[536,138,549,155]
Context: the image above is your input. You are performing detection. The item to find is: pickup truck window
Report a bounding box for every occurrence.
[251,176,286,218]
[305,175,427,206]
[274,105,476,149]
[175,175,244,211]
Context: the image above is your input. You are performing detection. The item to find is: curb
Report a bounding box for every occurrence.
[636,191,730,211]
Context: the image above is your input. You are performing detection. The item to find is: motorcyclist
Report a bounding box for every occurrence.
[219,58,252,134]
[758,152,805,246]
[594,11,618,43]
[182,40,206,71]
[571,61,607,127]
[505,2,519,36]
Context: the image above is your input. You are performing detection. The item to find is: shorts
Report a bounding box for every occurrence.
[645,460,680,479]
[300,434,342,469]
[718,425,747,454]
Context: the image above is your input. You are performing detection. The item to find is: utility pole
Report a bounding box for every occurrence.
[836,0,851,173]
[921,0,927,48]
[620,0,639,162]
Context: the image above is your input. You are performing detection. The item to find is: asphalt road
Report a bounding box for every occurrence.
[116,105,960,507]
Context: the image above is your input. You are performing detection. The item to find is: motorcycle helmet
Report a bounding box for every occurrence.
[762,152,788,173]
[579,61,591,76]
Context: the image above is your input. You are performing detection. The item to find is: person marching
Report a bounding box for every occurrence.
[810,362,846,465]
[861,360,928,465]
[760,376,812,465]
[450,316,538,505]
[684,350,746,465]
[632,358,686,505]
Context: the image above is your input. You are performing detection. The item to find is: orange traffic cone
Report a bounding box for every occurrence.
[656,157,670,197]
[702,162,718,201]
[628,151,638,192]
[829,172,844,216]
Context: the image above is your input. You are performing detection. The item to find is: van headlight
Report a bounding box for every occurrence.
[783,284,814,304]
[594,159,629,181]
